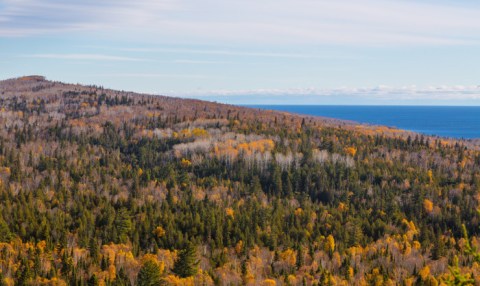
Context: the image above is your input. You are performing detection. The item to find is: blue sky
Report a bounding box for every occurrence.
[1,0,480,105]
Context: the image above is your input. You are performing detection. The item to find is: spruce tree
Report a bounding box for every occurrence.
[115,208,132,243]
[137,260,162,286]
[431,236,446,260]
[89,237,100,263]
[15,258,32,286]
[296,247,304,269]
[0,215,11,242]
[172,243,199,278]
[113,268,131,286]
[87,274,99,286]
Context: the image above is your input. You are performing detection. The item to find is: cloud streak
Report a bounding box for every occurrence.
[1,0,480,46]
[22,54,145,61]
[167,85,480,104]
[172,59,233,65]
[93,73,218,79]
[118,47,337,59]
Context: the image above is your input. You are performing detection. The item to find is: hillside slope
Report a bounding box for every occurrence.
[0,76,479,285]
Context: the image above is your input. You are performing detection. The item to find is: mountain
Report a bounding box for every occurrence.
[0,76,479,285]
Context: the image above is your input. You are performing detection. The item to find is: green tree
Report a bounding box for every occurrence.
[15,258,33,286]
[0,215,11,242]
[137,260,162,286]
[431,236,446,260]
[87,274,100,286]
[113,268,131,286]
[0,271,6,286]
[89,237,100,263]
[115,208,132,243]
[296,246,304,269]
[172,243,199,278]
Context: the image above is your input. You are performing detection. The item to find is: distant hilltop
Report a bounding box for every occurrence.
[0,75,473,147]
[16,75,46,82]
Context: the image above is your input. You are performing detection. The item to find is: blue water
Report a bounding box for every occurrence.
[247,105,480,139]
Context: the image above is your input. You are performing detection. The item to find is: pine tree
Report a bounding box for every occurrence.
[89,237,100,263]
[250,176,262,194]
[431,236,446,260]
[0,271,5,286]
[296,247,303,269]
[172,243,199,278]
[115,208,132,243]
[137,260,162,286]
[113,268,131,286]
[0,215,11,242]
[87,274,99,286]
[16,258,32,286]
[271,165,283,196]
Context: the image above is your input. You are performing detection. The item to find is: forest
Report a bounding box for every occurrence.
[0,76,479,285]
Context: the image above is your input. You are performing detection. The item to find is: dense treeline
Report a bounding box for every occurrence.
[0,76,479,285]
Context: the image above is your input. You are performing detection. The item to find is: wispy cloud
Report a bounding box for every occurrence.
[22,54,145,61]
[172,59,233,64]
[0,0,178,36]
[93,73,218,79]
[1,0,480,46]
[167,85,480,104]
[119,47,333,59]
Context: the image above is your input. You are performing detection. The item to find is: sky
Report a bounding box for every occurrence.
[1,0,480,105]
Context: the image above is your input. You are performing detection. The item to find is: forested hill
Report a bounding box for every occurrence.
[0,76,479,285]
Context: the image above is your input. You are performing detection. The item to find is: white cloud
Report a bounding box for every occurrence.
[120,47,330,59]
[93,73,216,79]
[167,85,480,103]
[0,0,178,36]
[172,59,233,64]
[22,54,145,61]
[1,0,480,46]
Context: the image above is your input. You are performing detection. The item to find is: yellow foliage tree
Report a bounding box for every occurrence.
[279,248,296,267]
[413,241,421,250]
[235,240,243,255]
[225,207,235,219]
[294,208,303,216]
[287,275,297,285]
[403,277,415,286]
[181,158,192,168]
[192,128,209,138]
[153,226,166,238]
[37,240,47,253]
[419,266,430,281]
[427,170,433,183]
[423,199,434,213]
[261,279,276,286]
[325,235,335,255]
[163,275,194,286]
[108,264,116,281]
[347,267,354,280]
[345,147,357,156]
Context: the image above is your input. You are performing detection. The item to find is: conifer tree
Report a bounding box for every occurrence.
[113,268,131,286]
[87,274,99,286]
[137,260,162,286]
[172,243,199,278]
[0,215,11,242]
[115,208,132,243]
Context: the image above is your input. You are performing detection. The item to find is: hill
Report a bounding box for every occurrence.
[0,76,479,285]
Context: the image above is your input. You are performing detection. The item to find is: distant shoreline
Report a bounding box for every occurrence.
[245,105,480,140]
